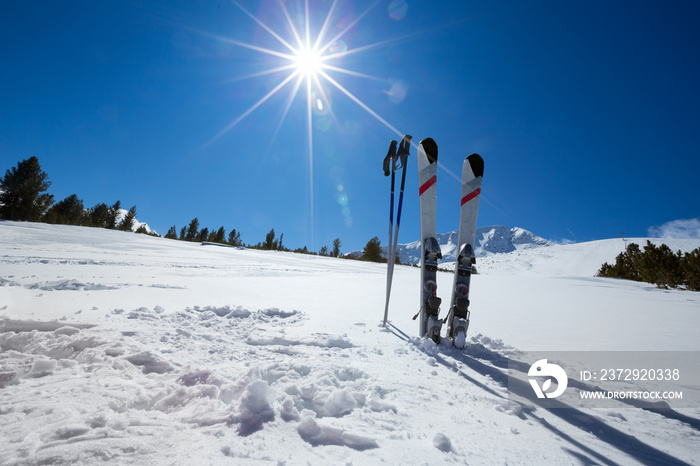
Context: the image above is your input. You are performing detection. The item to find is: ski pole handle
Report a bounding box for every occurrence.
[383,140,398,176]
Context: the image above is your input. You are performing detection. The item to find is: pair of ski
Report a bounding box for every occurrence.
[381,136,484,349]
[414,138,484,349]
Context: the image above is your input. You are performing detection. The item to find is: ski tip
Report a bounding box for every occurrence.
[467,153,484,178]
[419,138,438,164]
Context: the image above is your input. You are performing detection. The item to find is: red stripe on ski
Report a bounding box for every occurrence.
[419,175,437,196]
[461,187,481,206]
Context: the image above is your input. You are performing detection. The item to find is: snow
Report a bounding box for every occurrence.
[1,220,700,465]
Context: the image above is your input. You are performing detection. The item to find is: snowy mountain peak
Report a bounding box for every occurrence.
[377,225,552,265]
[476,225,551,256]
[115,208,154,234]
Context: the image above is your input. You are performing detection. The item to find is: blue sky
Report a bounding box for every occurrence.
[2,0,699,252]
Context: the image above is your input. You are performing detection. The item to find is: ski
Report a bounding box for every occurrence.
[382,136,411,327]
[446,154,484,348]
[413,138,442,343]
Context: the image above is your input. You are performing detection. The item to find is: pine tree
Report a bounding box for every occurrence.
[185,218,199,241]
[331,238,342,257]
[179,226,187,240]
[638,241,659,284]
[598,241,700,291]
[597,262,615,277]
[89,203,109,228]
[228,228,242,246]
[659,246,684,289]
[0,156,54,221]
[619,243,642,280]
[118,206,137,231]
[264,228,276,250]
[165,226,178,239]
[106,201,121,229]
[197,227,210,243]
[214,226,226,243]
[362,236,383,262]
[599,243,643,280]
[682,248,700,291]
[636,241,682,288]
[319,246,329,256]
[45,194,85,225]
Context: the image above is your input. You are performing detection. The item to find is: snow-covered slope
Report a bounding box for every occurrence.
[1,221,699,465]
[478,236,700,277]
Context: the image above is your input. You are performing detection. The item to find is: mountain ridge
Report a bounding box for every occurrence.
[349,225,552,265]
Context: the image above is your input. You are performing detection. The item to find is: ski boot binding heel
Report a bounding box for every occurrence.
[451,311,470,349]
[450,296,470,348]
[426,295,442,344]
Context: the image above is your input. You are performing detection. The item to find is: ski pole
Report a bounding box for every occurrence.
[382,140,398,327]
[383,136,411,327]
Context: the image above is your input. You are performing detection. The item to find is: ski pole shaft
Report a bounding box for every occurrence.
[383,172,395,327]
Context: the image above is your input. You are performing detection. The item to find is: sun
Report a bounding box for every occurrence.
[216,1,404,139]
[293,46,323,77]
[210,0,409,247]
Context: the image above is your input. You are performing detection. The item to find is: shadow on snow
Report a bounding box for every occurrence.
[386,323,694,466]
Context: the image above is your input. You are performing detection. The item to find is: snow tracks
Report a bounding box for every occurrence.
[0,305,392,464]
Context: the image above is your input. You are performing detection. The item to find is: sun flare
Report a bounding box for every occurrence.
[214,0,408,247]
[220,0,404,138]
[293,47,323,77]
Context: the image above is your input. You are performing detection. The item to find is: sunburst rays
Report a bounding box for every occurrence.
[212,0,409,246]
[218,0,402,138]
